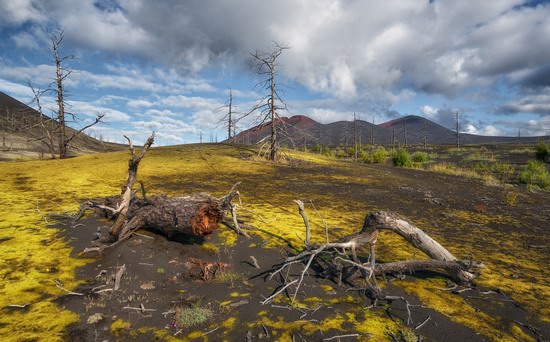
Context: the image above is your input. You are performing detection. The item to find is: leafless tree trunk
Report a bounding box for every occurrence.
[109,133,155,239]
[50,31,104,159]
[265,209,480,305]
[402,120,408,147]
[28,81,56,159]
[454,111,461,149]
[220,89,235,144]
[228,89,233,143]
[318,120,323,153]
[391,127,396,150]
[248,42,290,161]
[422,117,428,149]
[361,211,475,283]
[353,112,358,161]
[370,117,375,146]
[52,32,70,158]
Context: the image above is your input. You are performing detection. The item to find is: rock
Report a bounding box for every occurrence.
[87,313,105,325]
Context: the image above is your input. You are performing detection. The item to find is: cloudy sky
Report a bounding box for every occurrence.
[0,0,549,145]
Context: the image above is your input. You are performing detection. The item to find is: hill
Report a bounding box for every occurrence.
[0,91,123,160]
[233,114,545,147]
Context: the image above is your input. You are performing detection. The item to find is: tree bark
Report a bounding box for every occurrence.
[120,193,224,239]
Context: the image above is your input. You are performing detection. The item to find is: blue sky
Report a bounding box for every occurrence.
[0,0,549,145]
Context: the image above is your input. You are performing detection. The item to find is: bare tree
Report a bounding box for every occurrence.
[28,81,56,158]
[454,110,461,149]
[402,119,408,147]
[353,112,358,160]
[220,89,236,143]
[370,117,375,146]
[421,115,428,149]
[317,118,323,153]
[247,42,291,161]
[49,31,104,159]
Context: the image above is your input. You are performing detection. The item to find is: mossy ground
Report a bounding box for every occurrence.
[0,143,548,341]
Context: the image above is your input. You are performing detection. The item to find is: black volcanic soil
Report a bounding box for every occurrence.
[55,147,550,341]
[59,218,489,342]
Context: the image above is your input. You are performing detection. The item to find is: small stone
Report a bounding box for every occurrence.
[140,282,156,290]
[87,313,105,324]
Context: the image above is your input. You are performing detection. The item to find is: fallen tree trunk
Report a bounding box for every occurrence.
[117,192,234,240]
[262,205,482,305]
[361,211,475,283]
[79,132,242,254]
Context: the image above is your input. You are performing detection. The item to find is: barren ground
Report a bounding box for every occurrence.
[1,144,549,341]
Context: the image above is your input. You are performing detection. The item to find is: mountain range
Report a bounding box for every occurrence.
[0,90,546,160]
[233,114,545,148]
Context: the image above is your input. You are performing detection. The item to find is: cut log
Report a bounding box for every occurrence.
[120,193,224,239]
[361,211,475,283]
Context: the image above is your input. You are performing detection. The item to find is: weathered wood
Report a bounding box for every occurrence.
[109,133,155,239]
[337,258,477,276]
[121,193,224,238]
[294,200,311,245]
[361,211,475,283]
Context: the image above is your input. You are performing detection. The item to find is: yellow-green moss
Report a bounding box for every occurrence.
[1,143,547,341]
[110,319,131,336]
[320,284,334,292]
[221,316,237,329]
[397,278,518,341]
[229,292,249,298]
[201,242,220,254]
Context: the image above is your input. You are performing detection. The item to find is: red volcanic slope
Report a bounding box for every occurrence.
[280,115,319,129]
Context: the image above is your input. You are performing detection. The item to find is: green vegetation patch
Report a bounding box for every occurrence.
[174,306,214,329]
[518,160,550,191]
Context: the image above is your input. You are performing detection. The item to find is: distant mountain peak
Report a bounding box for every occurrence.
[281,115,319,128]
[379,115,423,128]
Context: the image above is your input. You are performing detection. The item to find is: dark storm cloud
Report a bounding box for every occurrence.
[3,0,549,102]
[517,65,550,88]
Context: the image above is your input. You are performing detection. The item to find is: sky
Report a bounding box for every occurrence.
[0,0,549,145]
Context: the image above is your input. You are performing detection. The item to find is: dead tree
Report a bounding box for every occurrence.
[353,112,358,160]
[370,117,375,146]
[422,116,428,149]
[342,122,349,146]
[262,208,481,305]
[247,42,290,161]
[402,120,408,147]
[50,31,103,158]
[108,133,156,240]
[454,110,461,149]
[220,89,236,144]
[28,81,56,159]
[79,133,244,252]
